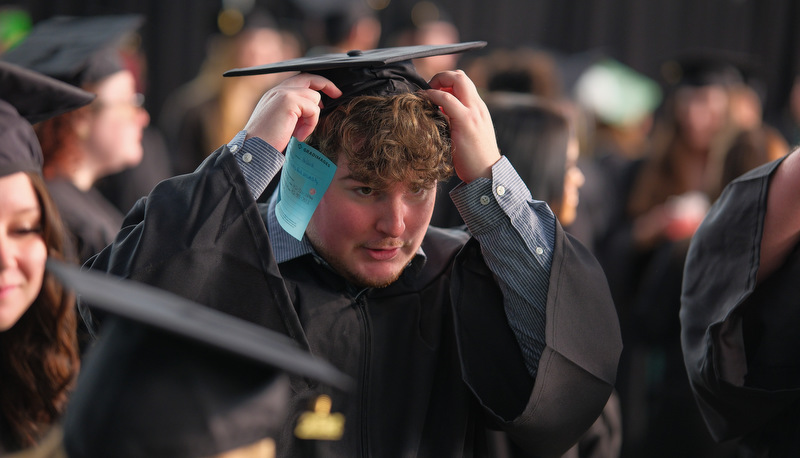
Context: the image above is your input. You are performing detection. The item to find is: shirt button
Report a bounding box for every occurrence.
[535,247,544,255]
[496,185,506,196]
[480,195,490,205]
[229,144,239,153]
[242,152,253,163]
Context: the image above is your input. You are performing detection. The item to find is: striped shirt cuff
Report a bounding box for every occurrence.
[227,130,284,199]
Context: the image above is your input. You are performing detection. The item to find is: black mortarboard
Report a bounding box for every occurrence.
[224,41,487,114]
[46,259,351,457]
[0,61,95,177]
[1,14,144,87]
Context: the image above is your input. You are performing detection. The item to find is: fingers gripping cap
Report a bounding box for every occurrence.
[224,41,487,114]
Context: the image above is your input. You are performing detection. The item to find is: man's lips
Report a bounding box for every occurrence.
[363,246,401,261]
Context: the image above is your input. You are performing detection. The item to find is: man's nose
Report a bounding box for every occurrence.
[376,198,406,237]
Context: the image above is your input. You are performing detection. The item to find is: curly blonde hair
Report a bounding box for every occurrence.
[307,92,453,190]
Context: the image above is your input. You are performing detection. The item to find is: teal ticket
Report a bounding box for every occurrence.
[276,137,337,241]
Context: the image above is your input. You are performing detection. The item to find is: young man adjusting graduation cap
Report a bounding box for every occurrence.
[84,42,622,456]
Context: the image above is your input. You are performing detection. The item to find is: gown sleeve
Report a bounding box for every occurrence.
[86,145,305,342]
[681,156,800,445]
[450,175,622,456]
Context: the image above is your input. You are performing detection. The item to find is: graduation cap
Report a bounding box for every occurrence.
[1,14,144,87]
[46,259,351,457]
[0,61,95,177]
[574,58,662,126]
[223,41,487,114]
[661,48,754,88]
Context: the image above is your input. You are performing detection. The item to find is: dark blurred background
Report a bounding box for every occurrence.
[2,0,799,127]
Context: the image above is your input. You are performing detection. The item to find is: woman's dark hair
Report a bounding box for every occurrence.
[488,96,570,205]
[0,172,79,451]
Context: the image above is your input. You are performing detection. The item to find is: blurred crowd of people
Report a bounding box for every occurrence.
[2,1,800,456]
[441,39,795,457]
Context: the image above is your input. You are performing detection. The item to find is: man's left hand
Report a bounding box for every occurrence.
[425,70,501,183]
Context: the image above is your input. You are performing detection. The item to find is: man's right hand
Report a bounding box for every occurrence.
[244,73,341,153]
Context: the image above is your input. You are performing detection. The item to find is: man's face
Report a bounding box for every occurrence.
[305,156,436,288]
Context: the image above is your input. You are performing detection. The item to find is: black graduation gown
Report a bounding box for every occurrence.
[85,145,621,457]
[46,178,124,264]
[681,156,800,456]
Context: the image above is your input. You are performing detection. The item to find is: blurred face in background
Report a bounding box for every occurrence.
[235,27,290,92]
[674,84,729,151]
[558,136,585,226]
[0,172,47,331]
[412,21,460,80]
[83,69,149,176]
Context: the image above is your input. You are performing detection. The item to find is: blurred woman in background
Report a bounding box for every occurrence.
[431,91,585,230]
[3,15,150,263]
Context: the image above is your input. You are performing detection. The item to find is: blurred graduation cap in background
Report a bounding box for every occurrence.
[223,41,487,114]
[554,48,606,97]
[661,48,761,88]
[574,57,663,127]
[46,259,351,457]
[661,47,768,109]
[1,14,144,87]
[0,60,95,177]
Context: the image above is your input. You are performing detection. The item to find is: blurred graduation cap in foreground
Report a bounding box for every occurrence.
[46,259,351,457]
[0,60,95,177]
[224,41,487,114]
[1,14,143,87]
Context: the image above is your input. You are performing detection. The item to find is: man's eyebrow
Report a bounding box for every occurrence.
[340,174,388,189]
[340,173,368,183]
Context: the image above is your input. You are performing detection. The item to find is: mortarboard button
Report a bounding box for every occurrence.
[294,394,346,441]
